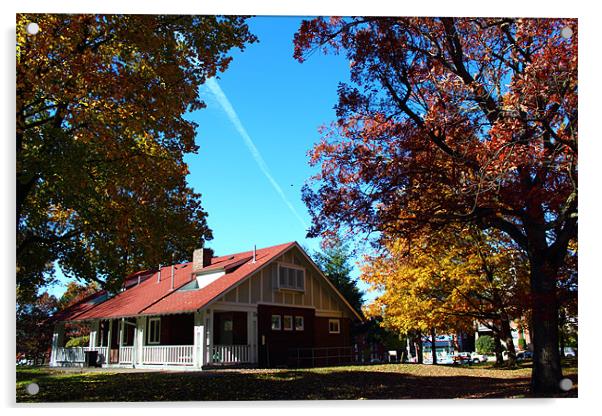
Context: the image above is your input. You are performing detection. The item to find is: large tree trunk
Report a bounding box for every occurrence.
[530,254,563,397]
[501,316,517,368]
[430,328,437,365]
[493,329,504,366]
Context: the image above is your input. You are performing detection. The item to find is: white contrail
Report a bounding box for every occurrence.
[205,78,308,229]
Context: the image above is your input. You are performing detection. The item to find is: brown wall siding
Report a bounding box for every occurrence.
[257,304,315,367]
[313,317,351,348]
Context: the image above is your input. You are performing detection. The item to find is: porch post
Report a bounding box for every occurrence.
[106,319,112,366]
[135,316,147,367]
[206,309,213,365]
[89,320,99,348]
[50,322,65,367]
[193,310,206,369]
[119,318,124,347]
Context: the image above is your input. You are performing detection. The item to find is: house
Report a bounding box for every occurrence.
[49,242,363,369]
[475,320,532,351]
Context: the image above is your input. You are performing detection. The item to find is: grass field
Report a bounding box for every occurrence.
[16,360,578,402]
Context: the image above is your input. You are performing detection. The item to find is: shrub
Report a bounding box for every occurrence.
[65,335,89,348]
[476,335,495,355]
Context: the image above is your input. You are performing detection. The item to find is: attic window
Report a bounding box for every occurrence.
[277,264,305,292]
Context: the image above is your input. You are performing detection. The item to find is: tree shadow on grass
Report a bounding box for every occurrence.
[16,368,578,402]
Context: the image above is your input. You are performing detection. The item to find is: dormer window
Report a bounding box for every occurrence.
[277,263,305,292]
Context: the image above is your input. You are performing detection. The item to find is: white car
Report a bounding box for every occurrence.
[470,352,488,363]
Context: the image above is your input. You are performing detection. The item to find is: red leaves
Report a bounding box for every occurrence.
[295,17,577,255]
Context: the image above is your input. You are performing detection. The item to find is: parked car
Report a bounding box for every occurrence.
[516,351,533,360]
[470,352,488,363]
[453,352,472,365]
[562,347,576,358]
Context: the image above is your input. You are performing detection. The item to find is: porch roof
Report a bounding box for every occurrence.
[55,242,295,322]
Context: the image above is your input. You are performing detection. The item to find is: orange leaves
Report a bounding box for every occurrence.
[16,14,254,298]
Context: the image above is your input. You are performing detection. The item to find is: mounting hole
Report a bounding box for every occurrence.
[561,26,573,39]
[26,22,39,35]
[26,382,39,395]
[559,378,573,391]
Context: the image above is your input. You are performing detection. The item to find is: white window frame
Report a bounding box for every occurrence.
[277,262,305,292]
[328,319,340,334]
[147,317,161,345]
[295,316,304,331]
[283,315,293,331]
[271,315,281,331]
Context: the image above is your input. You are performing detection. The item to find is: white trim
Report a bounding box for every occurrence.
[147,317,161,345]
[271,315,281,331]
[316,309,344,318]
[328,318,341,334]
[211,301,257,312]
[276,261,306,292]
[256,302,315,310]
[295,316,304,331]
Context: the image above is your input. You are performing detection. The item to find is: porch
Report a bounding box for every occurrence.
[50,307,258,369]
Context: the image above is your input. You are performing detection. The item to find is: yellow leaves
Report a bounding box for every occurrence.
[361,224,528,335]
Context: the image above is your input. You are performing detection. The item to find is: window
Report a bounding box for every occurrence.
[283,315,293,331]
[271,315,281,330]
[148,317,161,344]
[295,316,304,331]
[328,319,340,334]
[277,264,305,291]
[224,319,233,331]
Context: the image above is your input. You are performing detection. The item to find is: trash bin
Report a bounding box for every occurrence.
[84,350,99,368]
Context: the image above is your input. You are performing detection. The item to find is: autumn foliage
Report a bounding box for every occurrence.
[295,17,577,395]
[16,15,256,300]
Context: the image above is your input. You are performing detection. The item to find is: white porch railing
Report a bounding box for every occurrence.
[210,344,254,364]
[119,346,133,364]
[142,345,193,365]
[55,346,108,365]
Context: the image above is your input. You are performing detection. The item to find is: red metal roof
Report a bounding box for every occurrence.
[48,290,109,323]
[56,242,296,322]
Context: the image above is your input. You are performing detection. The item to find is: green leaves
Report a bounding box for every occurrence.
[16,14,257,300]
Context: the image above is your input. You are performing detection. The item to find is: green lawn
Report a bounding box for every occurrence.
[16,360,578,402]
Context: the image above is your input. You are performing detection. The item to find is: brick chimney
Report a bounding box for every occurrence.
[192,247,213,274]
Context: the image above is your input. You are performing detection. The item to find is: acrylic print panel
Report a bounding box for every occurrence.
[16,12,577,403]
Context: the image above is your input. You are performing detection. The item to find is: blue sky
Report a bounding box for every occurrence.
[49,16,376,303]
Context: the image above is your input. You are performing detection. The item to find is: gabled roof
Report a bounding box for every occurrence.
[53,241,363,322]
[57,242,295,322]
